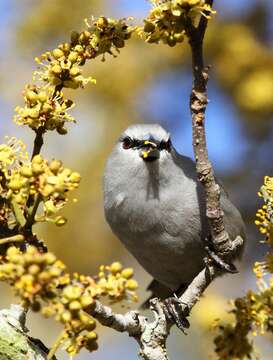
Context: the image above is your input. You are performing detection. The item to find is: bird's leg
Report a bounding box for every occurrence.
[162,293,190,333]
[203,236,238,273]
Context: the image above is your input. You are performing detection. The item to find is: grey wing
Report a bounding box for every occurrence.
[175,152,246,251]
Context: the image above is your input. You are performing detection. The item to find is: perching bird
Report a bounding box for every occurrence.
[103,124,245,310]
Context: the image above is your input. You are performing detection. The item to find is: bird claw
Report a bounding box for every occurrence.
[204,245,238,273]
[163,297,190,333]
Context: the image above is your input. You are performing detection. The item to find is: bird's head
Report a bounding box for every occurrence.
[116,124,172,165]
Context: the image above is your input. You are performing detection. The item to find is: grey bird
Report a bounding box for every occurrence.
[103,124,246,310]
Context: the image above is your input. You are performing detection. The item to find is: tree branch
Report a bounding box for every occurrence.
[187,0,243,258]
[89,265,218,360]
[0,234,24,246]
[0,305,55,359]
[31,126,46,160]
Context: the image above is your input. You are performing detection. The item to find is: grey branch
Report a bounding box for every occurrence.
[187,0,243,259]
[90,265,217,360]
[0,304,55,359]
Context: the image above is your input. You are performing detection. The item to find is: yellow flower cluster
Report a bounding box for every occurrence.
[0,137,28,168]
[14,16,132,136]
[255,176,273,246]
[0,246,65,305]
[1,149,81,227]
[214,322,253,360]
[254,253,273,280]
[214,286,273,359]
[0,247,138,355]
[85,16,134,59]
[14,85,75,133]
[44,277,98,355]
[34,16,133,90]
[139,0,214,46]
[14,155,79,223]
[215,175,273,358]
[0,138,29,228]
[97,262,138,302]
[0,11,139,359]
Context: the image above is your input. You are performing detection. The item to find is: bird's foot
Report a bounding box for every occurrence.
[163,295,190,333]
[204,237,238,273]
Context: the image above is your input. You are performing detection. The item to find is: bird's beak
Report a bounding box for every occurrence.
[140,140,160,162]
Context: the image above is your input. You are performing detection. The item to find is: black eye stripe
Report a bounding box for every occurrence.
[121,137,172,151]
[159,138,172,151]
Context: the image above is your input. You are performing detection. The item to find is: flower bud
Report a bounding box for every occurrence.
[42,184,54,197]
[68,51,79,63]
[74,45,84,54]
[63,285,82,300]
[86,331,97,341]
[51,64,62,75]
[121,268,134,279]
[8,179,23,191]
[69,66,81,77]
[28,264,40,275]
[32,155,43,164]
[50,160,62,174]
[55,216,67,227]
[32,163,44,175]
[61,311,72,323]
[57,126,68,135]
[42,103,53,113]
[26,90,38,103]
[110,262,122,274]
[52,48,64,59]
[28,108,40,119]
[61,43,71,52]
[44,253,56,265]
[37,91,48,103]
[97,17,108,28]
[20,166,33,178]
[69,300,81,311]
[125,279,138,290]
[70,172,81,183]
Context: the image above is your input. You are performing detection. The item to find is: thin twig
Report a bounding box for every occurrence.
[186,0,241,258]
[90,265,218,360]
[24,194,42,230]
[31,127,46,160]
[31,84,63,160]
[0,234,25,246]
[10,199,26,227]
[46,329,66,360]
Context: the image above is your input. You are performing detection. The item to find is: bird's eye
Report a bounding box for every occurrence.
[122,136,133,149]
[159,138,172,152]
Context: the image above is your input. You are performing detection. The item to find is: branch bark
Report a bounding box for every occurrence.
[0,305,56,359]
[89,265,218,360]
[187,0,242,258]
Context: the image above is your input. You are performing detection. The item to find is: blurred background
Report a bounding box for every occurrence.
[0,0,273,358]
